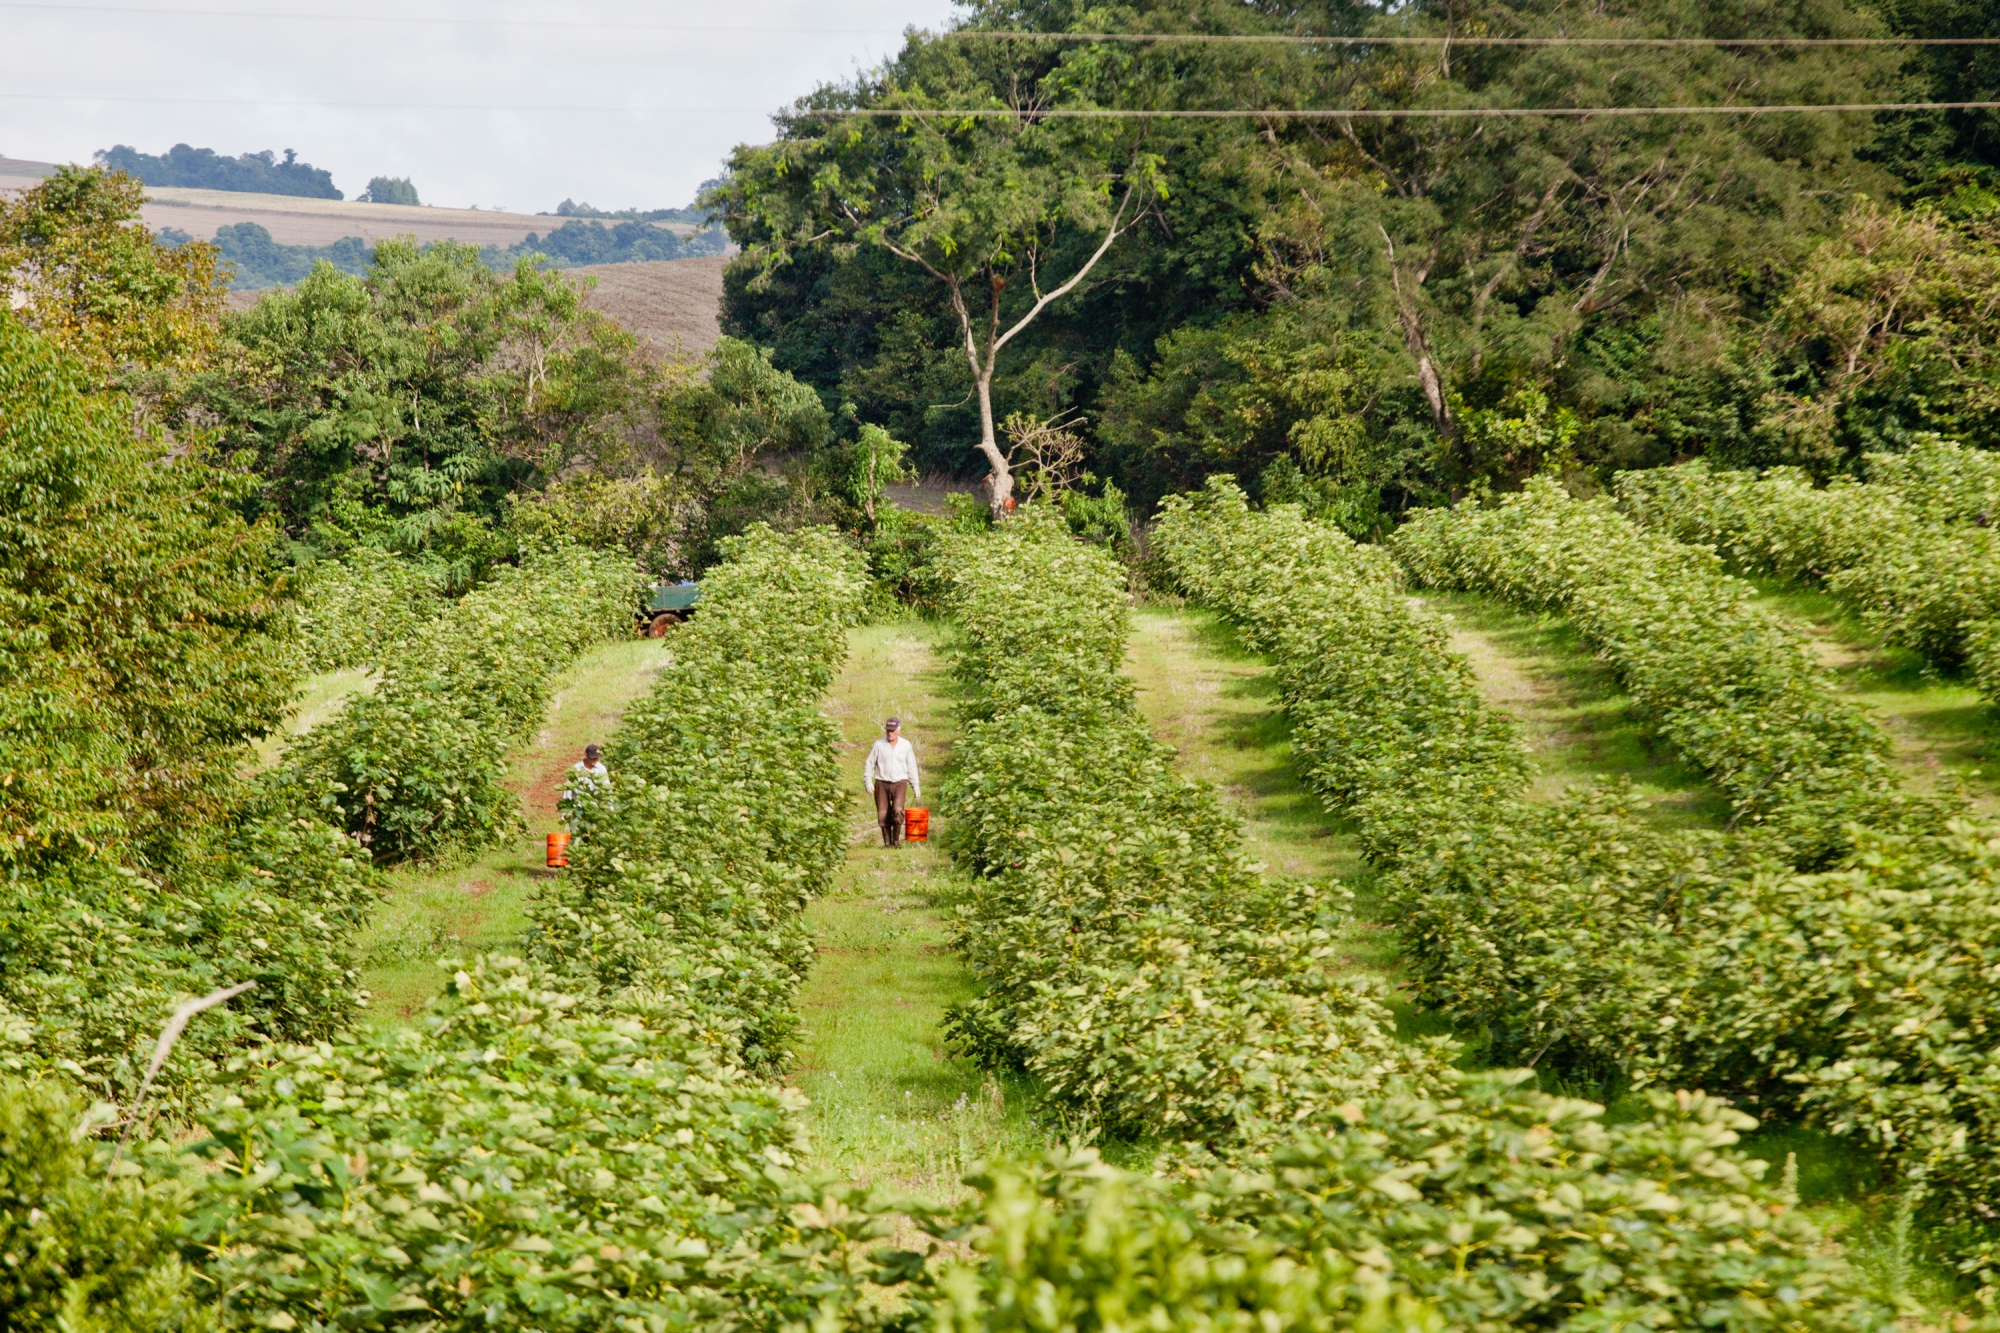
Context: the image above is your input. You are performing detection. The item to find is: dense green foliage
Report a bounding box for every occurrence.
[943,509,1446,1147]
[1155,482,2000,1275]
[200,238,868,581]
[1391,479,1943,860]
[186,959,886,1333]
[0,311,294,865]
[179,527,881,1332]
[182,222,373,290]
[717,0,2000,516]
[0,1079,211,1331]
[928,509,1886,1328]
[1618,445,2000,700]
[200,243,645,558]
[358,175,419,206]
[293,546,449,673]
[272,544,637,864]
[915,1084,1887,1333]
[0,222,385,1117]
[96,143,341,198]
[0,166,225,396]
[527,525,867,1069]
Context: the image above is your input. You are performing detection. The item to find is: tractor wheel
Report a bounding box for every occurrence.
[647,612,681,637]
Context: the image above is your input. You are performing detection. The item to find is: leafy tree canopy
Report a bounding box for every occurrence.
[0,311,294,866]
[718,0,2000,514]
[358,174,420,205]
[96,143,341,199]
[0,165,225,395]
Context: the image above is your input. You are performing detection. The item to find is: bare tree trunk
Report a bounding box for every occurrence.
[974,370,1013,514]
[1379,225,1454,446]
[882,182,1138,519]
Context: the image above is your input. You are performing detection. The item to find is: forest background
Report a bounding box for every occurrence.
[714,0,2000,531]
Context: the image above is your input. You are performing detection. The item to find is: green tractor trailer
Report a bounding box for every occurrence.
[638,582,700,636]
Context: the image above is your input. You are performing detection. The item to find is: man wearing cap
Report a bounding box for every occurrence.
[864,718,920,848]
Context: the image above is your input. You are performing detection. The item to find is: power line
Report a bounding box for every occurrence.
[2,4,1999,46]
[2,90,1993,117]
[944,31,2000,47]
[0,93,769,111]
[0,1,905,32]
[800,101,2000,118]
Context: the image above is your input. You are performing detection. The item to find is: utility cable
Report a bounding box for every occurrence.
[4,91,1996,116]
[3,4,1999,46]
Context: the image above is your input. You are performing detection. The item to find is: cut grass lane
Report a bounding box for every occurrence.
[1124,604,1421,1002]
[792,621,1044,1203]
[1413,591,1730,830]
[1749,581,2000,815]
[356,636,671,1020]
[247,665,376,773]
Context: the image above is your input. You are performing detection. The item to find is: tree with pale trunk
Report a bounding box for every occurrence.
[716,64,1162,514]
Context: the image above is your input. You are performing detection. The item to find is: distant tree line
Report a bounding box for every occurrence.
[495,218,726,269]
[96,144,342,198]
[162,217,728,290]
[550,179,724,225]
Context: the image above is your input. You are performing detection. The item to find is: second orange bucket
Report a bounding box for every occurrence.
[903,807,930,842]
[546,831,571,867]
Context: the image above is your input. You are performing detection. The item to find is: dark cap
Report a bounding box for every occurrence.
[885,718,901,730]
[584,744,602,759]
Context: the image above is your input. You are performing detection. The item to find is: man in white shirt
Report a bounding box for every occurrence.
[863,717,920,848]
[560,743,612,835]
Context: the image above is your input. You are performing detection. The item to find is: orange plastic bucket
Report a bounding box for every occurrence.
[546,832,571,867]
[903,807,930,842]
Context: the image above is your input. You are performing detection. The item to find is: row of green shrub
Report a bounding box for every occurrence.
[293,546,450,673]
[942,507,1444,1149]
[526,525,869,1071]
[271,544,637,864]
[0,524,887,1333]
[1392,476,1936,862]
[1154,478,2000,1278]
[1616,445,2000,700]
[929,506,1884,1330]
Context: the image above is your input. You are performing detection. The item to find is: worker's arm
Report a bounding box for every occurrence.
[907,743,920,800]
[863,740,878,793]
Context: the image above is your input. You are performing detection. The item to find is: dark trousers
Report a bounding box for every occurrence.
[874,780,909,847]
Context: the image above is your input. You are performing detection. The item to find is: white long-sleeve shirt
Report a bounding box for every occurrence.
[864,736,920,797]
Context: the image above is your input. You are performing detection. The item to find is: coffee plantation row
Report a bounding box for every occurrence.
[931,508,1885,1331]
[1394,476,1943,862]
[1618,443,2000,702]
[1156,478,2000,1280]
[1,525,896,1331]
[1,535,637,1129]
[278,545,637,864]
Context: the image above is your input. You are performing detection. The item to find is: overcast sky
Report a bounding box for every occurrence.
[0,0,962,211]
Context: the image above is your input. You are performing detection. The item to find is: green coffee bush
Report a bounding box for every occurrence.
[273,544,640,864]
[188,958,890,1333]
[0,1078,211,1332]
[941,508,1450,1149]
[528,525,867,1070]
[294,546,447,673]
[1618,446,2000,678]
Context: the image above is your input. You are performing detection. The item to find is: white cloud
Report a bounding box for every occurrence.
[0,0,961,210]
